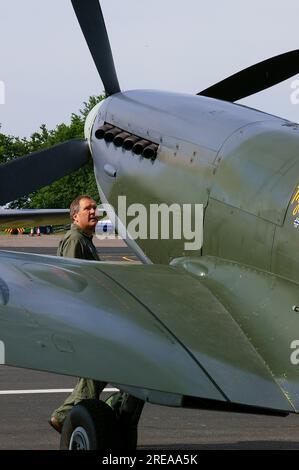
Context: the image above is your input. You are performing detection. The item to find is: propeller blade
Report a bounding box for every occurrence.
[198,50,299,102]
[71,0,120,96]
[0,139,90,205]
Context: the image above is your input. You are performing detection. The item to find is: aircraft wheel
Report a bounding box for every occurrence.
[59,399,122,450]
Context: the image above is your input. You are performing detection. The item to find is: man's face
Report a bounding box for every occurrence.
[73,198,98,233]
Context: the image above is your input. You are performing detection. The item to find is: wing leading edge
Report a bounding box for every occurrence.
[0,250,296,413]
[0,209,70,229]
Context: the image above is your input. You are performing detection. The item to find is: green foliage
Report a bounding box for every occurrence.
[0,95,104,208]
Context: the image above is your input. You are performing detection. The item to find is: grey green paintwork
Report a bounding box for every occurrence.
[2,89,299,415]
[89,89,299,412]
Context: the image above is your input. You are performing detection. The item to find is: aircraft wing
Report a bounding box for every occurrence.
[0,209,70,229]
[0,250,297,414]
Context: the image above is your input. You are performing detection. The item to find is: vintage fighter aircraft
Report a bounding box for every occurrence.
[2,0,299,450]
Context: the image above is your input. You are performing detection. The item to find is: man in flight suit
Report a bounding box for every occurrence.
[49,195,144,447]
[49,194,106,433]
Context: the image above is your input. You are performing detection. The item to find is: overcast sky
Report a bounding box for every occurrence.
[1,0,299,137]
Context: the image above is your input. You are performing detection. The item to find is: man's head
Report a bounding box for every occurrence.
[70,195,98,234]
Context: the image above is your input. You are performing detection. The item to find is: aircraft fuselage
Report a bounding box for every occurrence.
[89,90,299,284]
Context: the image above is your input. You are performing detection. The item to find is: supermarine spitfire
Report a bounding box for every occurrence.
[1,0,299,450]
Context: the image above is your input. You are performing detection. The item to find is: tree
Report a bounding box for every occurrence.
[0,95,104,208]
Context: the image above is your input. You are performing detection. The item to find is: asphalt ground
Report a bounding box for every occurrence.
[0,235,299,450]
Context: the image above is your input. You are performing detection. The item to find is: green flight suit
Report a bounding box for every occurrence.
[57,224,100,260]
[51,224,107,427]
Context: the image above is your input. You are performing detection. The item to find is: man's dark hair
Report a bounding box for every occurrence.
[70,195,95,222]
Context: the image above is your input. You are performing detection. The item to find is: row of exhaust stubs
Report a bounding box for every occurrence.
[95,123,158,160]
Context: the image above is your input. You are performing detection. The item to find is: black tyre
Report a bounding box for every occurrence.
[60,399,122,450]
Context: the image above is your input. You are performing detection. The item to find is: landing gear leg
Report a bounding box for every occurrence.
[119,394,144,449]
[106,392,144,449]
